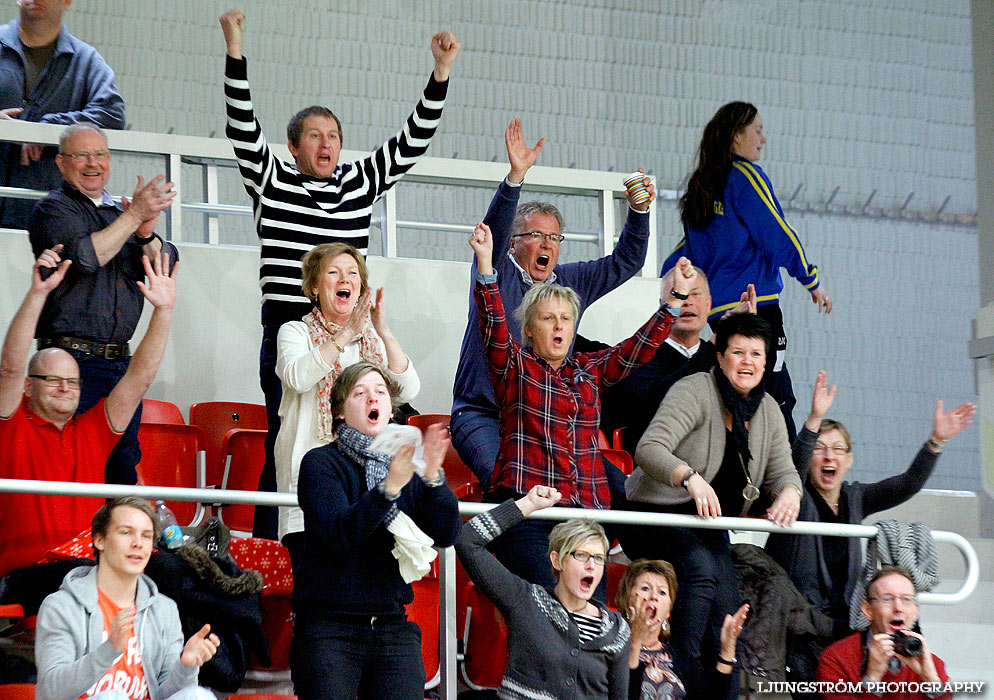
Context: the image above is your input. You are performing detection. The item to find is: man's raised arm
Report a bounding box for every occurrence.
[105,252,178,431]
[0,247,71,417]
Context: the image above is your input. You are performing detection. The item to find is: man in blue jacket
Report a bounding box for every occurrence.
[450,118,653,490]
[0,0,124,228]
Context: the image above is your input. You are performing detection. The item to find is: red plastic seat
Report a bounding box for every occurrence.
[596,429,611,449]
[190,401,267,487]
[459,580,508,690]
[407,414,482,501]
[135,423,207,526]
[218,428,268,534]
[406,561,441,690]
[229,538,294,675]
[601,448,634,476]
[612,427,627,452]
[0,684,35,699]
[140,398,185,424]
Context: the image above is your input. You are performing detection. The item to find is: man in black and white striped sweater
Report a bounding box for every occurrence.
[219,8,460,538]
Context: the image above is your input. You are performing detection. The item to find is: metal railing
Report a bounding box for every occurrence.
[0,121,663,276]
[0,478,979,699]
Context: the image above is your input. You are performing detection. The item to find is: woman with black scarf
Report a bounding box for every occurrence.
[618,313,803,699]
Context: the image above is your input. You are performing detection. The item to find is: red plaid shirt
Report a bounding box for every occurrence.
[476,280,677,509]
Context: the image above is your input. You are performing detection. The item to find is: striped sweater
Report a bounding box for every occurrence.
[224,55,448,327]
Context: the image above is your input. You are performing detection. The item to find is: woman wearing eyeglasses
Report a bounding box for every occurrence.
[766,371,975,641]
[456,485,630,700]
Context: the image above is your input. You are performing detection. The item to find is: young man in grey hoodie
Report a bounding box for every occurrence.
[34,496,220,700]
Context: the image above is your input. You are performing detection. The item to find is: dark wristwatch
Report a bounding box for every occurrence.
[133,232,157,244]
[669,288,689,300]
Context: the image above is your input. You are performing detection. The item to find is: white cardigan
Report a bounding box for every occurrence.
[274,320,421,539]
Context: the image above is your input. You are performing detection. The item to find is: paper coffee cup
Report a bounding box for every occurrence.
[624,172,651,204]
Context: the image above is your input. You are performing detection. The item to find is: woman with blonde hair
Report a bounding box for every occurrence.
[275,242,419,560]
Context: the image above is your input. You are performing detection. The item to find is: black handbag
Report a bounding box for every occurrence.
[182,516,231,558]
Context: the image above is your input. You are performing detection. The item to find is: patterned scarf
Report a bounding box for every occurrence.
[302,307,386,441]
[335,425,399,525]
[713,367,765,466]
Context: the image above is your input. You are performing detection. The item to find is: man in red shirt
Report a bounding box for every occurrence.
[35,496,219,700]
[816,565,950,699]
[0,244,177,581]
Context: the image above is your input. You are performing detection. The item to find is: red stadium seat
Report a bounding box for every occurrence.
[0,684,35,699]
[612,427,627,452]
[217,428,268,534]
[140,398,184,424]
[407,414,482,501]
[459,580,508,690]
[601,448,634,476]
[229,538,294,677]
[596,429,611,449]
[135,423,207,526]
[190,401,267,487]
[406,561,441,690]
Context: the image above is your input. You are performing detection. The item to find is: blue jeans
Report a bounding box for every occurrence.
[290,614,425,700]
[69,350,141,485]
[450,409,499,490]
[253,324,281,540]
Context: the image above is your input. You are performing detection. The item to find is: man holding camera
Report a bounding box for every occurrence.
[816,565,950,699]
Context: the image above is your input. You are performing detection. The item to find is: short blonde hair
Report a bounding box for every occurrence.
[818,419,852,452]
[547,519,609,581]
[513,283,580,347]
[300,243,368,306]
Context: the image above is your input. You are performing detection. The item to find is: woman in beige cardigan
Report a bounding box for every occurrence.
[620,312,802,699]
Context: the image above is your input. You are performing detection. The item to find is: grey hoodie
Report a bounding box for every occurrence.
[35,566,199,700]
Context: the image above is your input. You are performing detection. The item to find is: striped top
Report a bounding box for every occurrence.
[662,155,819,319]
[224,55,448,327]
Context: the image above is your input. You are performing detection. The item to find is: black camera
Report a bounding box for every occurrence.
[890,630,923,657]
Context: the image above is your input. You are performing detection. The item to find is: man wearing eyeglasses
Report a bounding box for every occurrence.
[0,246,177,587]
[0,0,125,229]
[815,565,950,699]
[451,118,653,490]
[26,122,176,487]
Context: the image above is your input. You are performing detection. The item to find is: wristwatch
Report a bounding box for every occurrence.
[669,288,689,300]
[680,469,698,490]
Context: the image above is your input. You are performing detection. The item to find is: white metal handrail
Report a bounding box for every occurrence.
[0,478,979,699]
[0,121,660,274]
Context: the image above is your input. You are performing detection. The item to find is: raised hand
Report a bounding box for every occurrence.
[625,169,656,212]
[723,283,758,318]
[469,221,494,275]
[505,118,546,183]
[384,444,417,496]
[516,484,562,516]
[369,287,390,337]
[718,603,749,664]
[180,623,221,668]
[808,370,838,425]
[811,286,833,314]
[421,423,450,482]
[431,30,461,81]
[32,244,71,292]
[136,252,178,310]
[219,8,245,59]
[125,175,175,224]
[670,256,698,299]
[338,288,372,345]
[931,400,976,443]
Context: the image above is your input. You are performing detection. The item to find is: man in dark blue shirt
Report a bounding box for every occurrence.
[28,123,176,485]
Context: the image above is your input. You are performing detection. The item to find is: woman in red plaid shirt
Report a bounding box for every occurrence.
[469,221,698,594]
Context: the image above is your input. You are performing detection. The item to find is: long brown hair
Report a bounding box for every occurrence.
[679,101,758,229]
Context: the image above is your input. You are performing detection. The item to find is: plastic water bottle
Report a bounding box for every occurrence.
[154,500,185,549]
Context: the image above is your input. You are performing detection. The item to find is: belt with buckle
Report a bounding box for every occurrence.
[38,335,131,360]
